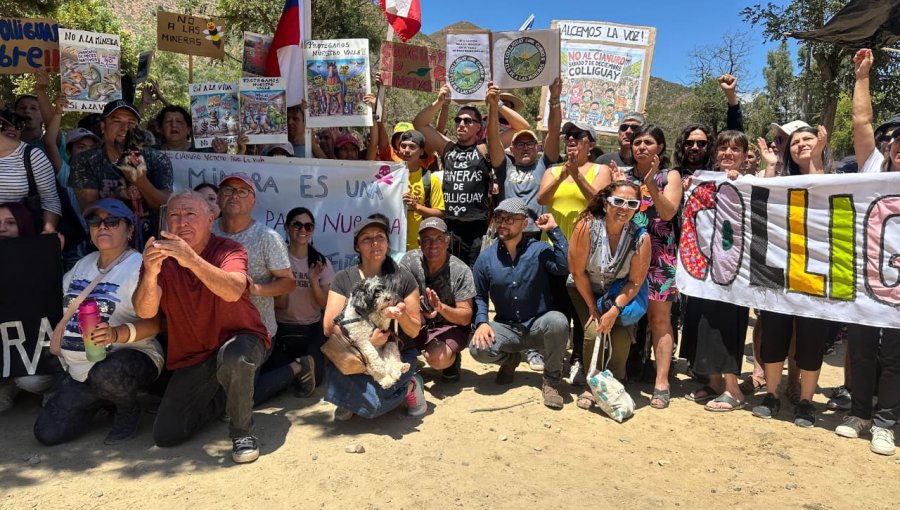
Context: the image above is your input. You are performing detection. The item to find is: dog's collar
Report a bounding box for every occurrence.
[337,316,389,332]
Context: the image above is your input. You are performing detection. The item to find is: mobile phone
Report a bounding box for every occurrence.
[158,204,167,234]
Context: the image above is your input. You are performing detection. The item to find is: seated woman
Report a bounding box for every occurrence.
[567,181,651,410]
[253,207,333,405]
[321,218,424,421]
[34,198,163,445]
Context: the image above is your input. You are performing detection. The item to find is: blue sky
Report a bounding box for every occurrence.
[417,0,793,91]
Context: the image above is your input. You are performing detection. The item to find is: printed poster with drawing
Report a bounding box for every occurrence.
[445,31,491,102]
[240,77,288,145]
[543,20,655,135]
[242,32,272,77]
[189,82,240,149]
[58,28,122,112]
[492,29,560,89]
[303,38,372,128]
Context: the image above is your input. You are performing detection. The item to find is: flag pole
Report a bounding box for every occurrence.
[303,0,313,158]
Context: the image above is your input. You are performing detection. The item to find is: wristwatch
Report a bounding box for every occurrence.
[613,302,625,315]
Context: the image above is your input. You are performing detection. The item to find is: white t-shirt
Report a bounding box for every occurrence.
[860,149,885,174]
[275,254,335,325]
[60,251,164,383]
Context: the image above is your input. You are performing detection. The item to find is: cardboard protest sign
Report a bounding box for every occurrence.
[0,235,62,378]
[167,152,408,271]
[135,51,153,85]
[157,11,225,59]
[445,31,491,102]
[0,17,60,74]
[427,47,447,91]
[303,39,372,128]
[677,171,900,329]
[492,29,560,89]
[240,77,288,144]
[380,40,446,92]
[242,32,272,77]
[189,82,240,149]
[58,28,122,113]
[544,20,655,135]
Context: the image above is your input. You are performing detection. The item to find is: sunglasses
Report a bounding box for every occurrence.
[289,221,314,232]
[454,117,478,126]
[606,196,641,210]
[86,216,124,229]
[619,124,638,132]
[684,140,708,149]
[566,131,589,141]
[221,186,253,198]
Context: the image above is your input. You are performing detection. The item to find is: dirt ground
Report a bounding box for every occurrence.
[1,328,898,510]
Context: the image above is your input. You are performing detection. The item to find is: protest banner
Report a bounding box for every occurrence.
[0,17,60,74]
[189,82,240,149]
[379,40,443,92]
[303,39,372,128]
[58,28,122,113]
[675,171,900,329]
[543,20,655,135]
[166,152,408,270]
[156,11,225,59]
[445,30,491,103]
[242,32,272,77]
[492,29,560,89]
[135,51,153,85]
[239,77,288,145]
[0,235,62,378]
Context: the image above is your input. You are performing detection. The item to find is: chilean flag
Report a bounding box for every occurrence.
[265,0,306,106]
[379,0,422,42]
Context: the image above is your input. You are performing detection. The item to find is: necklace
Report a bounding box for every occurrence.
[97,249,134,274]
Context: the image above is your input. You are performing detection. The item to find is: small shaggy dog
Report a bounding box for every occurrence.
[114,127,155,182]
[341,275,410,389]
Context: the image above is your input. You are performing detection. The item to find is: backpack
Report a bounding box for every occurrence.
[22,145,86,248]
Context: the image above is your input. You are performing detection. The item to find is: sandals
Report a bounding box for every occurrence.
[576,391,597,410]
[704,391,745,412]
[686,385,720,403]
[650,388,670,409]
[738,377,766,396]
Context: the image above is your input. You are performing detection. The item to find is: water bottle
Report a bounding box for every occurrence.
[78,300,106,362]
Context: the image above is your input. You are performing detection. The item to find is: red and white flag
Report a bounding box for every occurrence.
[265,0,306,106]
[379,0,421,42]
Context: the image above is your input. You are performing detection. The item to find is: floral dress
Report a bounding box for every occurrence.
[628,169,678,302]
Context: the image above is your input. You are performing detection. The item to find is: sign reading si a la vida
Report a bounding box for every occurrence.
[157,11,225,59]
[676,171,900,329]
[0,18,60,74]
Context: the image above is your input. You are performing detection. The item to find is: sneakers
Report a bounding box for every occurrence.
[568,360,586,386]
[231,435,260,464]
[406,374,427,416]
[542,379,564,409]
[441,356,461,382]
[794,399,816,428]
[293,356,316,397]
[525,350,545,372]
[870,426,896,456]
[826,386,852,411]
[104,405,141,445]
[835,416,872,438]
[0,379,19,413]
[332,406,354,422]
[752,393,781,419]
[495,352,521,385]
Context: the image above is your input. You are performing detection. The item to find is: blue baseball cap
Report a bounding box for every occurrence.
[82,198,134,221]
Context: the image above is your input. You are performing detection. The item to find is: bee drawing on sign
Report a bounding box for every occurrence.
[204,22,224,48]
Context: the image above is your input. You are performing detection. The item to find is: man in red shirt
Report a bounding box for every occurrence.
[134,190,269,464]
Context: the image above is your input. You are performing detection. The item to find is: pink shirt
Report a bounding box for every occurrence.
[274,254,335,325]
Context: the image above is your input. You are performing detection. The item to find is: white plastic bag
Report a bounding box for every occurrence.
[586,332,635,422]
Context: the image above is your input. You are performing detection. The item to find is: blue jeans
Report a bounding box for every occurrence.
[324,347,417,418]
[253,322,325,406]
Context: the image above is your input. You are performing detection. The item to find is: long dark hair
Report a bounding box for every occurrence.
[0,202,36,237]
[630,124,670,170]
[577,180,641,223]
[782,126,833,175]
[284,207,326,267]
[673,123,712,171]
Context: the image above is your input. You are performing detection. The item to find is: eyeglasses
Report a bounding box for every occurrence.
[512,141,537,149]
[289,222,314,232]
[221,186,253,198]
[606,196,641,210]
[495,214,526,225]
[565,131,588,141]
[358,235,388,245]
[619,124,638,132]
[454,117,478,126]
[684,140,708,149]
[86,216,124,229]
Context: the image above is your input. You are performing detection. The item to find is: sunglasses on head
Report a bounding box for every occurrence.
[684,140,708,149]
[289,221,314,232]
[606,196,641,210]
[86,216,124,229]
[454,117,478,126]
[566,131,589,141]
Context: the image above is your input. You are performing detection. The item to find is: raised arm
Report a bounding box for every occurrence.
[43,97,66,172]
[497,102,530,149]
[544,78,562,164]
[413,84,453,158]
[363,94,379,161]
[32,69,55,135]
[485,82,506,168]
[719,74,744,132]
[852,49,877,168]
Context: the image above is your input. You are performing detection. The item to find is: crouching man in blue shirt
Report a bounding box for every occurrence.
[470,198,570,409]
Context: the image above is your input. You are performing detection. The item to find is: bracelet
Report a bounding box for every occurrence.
[125,322,137,343]
[112,326,119,343]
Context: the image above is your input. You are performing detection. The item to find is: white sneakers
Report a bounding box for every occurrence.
[835,415,896,456]
[870,426,896,456]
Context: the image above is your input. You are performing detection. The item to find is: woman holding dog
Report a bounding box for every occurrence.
[567,181,651,410]
[321,218,425,421]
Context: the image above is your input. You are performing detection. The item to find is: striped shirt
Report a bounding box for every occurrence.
[0,142,62,215]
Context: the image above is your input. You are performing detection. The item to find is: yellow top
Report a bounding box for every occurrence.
[406,168,445,251]
[547,163,598,240]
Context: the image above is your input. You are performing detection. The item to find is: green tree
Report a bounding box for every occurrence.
[682,31,751,135]
[763,41,796,124]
